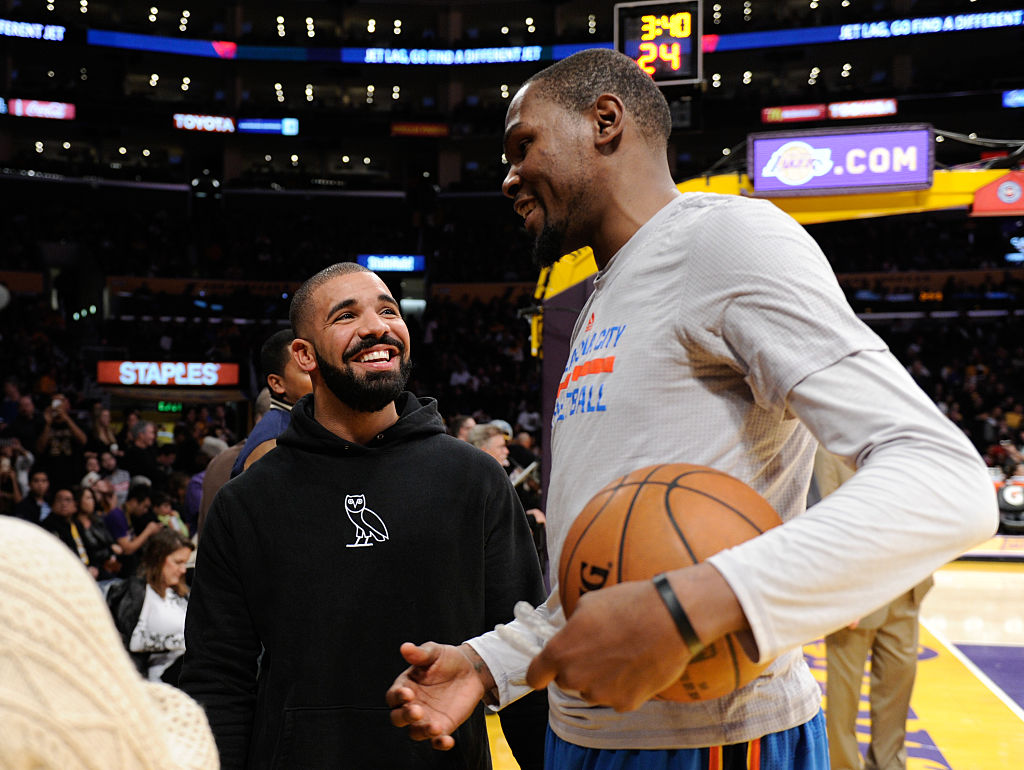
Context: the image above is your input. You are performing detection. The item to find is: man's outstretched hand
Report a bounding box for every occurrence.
[386,642,491,751]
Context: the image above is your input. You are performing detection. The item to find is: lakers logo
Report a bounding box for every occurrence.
[762,140,834,186]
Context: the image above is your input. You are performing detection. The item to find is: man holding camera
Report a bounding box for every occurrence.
[36,394,87,491]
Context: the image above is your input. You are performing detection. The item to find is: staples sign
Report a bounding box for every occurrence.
[97,361,239,387]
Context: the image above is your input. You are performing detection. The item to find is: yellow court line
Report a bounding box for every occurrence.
[913,620,1024,770]
[488,713,522,770]
[945,559,1024,574]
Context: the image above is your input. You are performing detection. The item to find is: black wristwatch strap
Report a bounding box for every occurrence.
[653,573,704,656]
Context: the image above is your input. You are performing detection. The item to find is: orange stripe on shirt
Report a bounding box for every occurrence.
[557,355,615,397]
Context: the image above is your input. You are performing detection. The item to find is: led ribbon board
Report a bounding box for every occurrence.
[748,124,933,197]
[614,0,702,86]
[237,118,299,135]
[357,255,425,272]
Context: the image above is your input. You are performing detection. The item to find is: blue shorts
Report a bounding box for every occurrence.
[543,709,828,770]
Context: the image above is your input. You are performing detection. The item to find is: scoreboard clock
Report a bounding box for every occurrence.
[614,0,702,87]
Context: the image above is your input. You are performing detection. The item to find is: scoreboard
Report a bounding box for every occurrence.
[614,0,703,86]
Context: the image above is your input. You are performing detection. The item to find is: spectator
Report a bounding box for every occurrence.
[152,492,190,537]
[155,443,178,489]
[35,394,87,491]
[508,431,540,472]
[516,403,542,435]
[230,328,312,477]
[75,485,123,581]
[116,408,140,449]
[0,447,22,516]
[447,413,476,440]
[88,406,121,456]
[42,488,97,578]
[122,420,162,490]
[5,437,35,497]
[467,423,510,468]
[106,528,195,684]
[812,448,935,770]
[100,449,132,507]
[197,389,271,537]
[0,516,219,770]
[171,423,200,475]
[0,378,20,426]
[181,262,546,768]
[13,468,50,524]
[104,483,162,576]
[79,453,102,489]
[10,395,44,451]
[471,424,548,582]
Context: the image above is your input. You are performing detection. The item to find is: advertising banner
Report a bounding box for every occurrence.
[97,361,240,387]
[748,124,933,196]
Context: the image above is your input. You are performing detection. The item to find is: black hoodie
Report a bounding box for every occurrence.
[181,392,545,769]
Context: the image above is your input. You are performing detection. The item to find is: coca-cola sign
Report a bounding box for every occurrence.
[3,98,75,120]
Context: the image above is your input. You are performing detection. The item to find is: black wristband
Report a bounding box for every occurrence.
[652,573,704,657]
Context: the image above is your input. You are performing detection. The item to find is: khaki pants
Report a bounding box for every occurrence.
[825,583,930,770]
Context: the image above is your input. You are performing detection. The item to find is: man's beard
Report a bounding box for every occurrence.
[529,189,587,269]
[532,221,567,269]
[314,337,412,413]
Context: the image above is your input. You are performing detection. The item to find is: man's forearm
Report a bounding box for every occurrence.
[663,562,750,653]
[458,643,497,703]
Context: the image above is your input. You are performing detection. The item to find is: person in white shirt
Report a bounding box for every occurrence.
[108,528,194,684]
[387,48,997,769]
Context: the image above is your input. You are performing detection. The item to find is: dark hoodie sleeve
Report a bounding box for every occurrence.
[481,466,546,631]
[180,491,261,769]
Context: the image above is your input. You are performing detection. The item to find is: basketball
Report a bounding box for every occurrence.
[558,463,783,702]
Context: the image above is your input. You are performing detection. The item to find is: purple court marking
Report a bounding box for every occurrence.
[957,644,1024,710]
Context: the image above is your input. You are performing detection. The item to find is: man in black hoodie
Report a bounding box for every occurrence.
[181,262,546,769]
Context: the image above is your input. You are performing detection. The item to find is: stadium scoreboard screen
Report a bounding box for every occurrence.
[614,0,702,86]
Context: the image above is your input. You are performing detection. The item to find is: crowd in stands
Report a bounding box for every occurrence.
[3,185,1024,689]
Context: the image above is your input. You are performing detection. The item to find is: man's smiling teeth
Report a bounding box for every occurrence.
[357,350,390,363]
[519,201,537,220]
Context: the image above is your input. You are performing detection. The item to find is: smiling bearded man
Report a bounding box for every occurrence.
[180,262,547,770]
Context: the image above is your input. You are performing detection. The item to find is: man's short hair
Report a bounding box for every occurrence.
[447,414,474,437]
[524,48,672,146]
[260,329,297,382]
[130,420,154,441]
[289,262,371,339]
[254,387,272,418]
[125,484,151,504]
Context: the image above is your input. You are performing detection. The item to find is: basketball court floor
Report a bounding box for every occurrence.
[487,535,1024,770]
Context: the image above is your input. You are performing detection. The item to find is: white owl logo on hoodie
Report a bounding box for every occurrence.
[344,494,389,548]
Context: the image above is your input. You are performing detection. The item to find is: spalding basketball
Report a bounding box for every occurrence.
[558,463,783,702]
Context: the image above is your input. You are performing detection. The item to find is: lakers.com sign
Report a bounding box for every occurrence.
[97,361,240,387]
[747,124,933,197]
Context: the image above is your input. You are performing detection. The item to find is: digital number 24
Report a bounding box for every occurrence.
[637,42,681,75]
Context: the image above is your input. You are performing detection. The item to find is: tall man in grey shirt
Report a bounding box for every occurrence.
[387,48,997,768]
